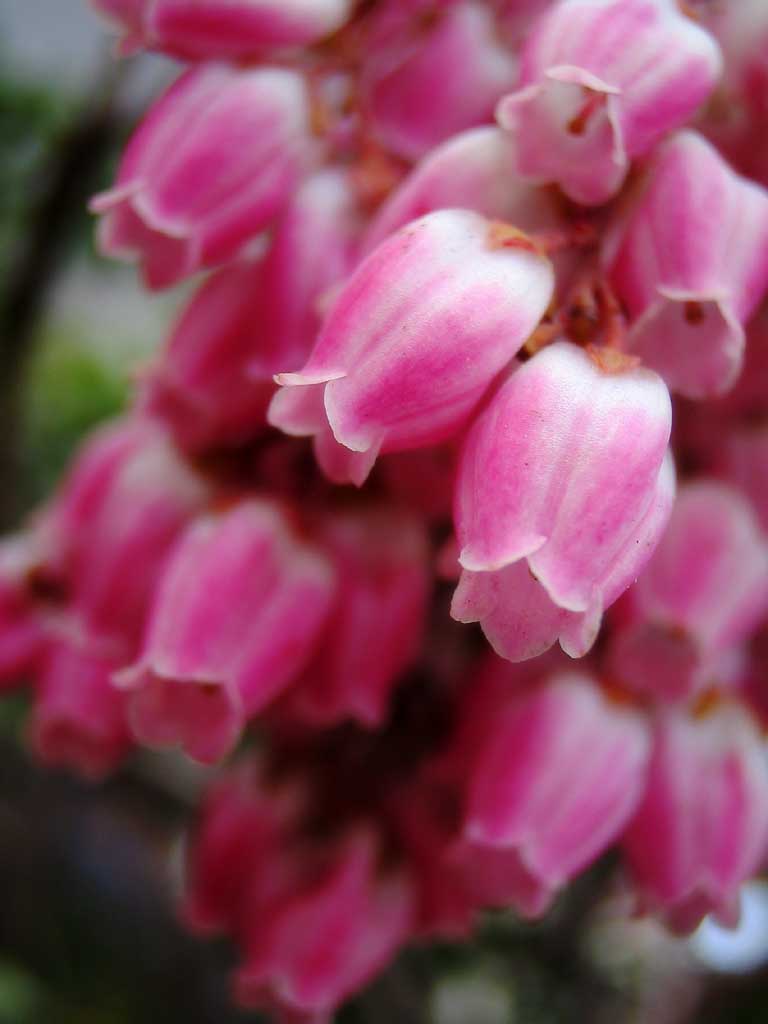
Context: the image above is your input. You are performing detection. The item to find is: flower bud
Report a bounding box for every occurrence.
[497,0,722,204]
[623,705,768,932]
[90,64,310,289]
[452,341,673,661]
[117,501,335,764]
[604,131,768,397]
[269,209,554,485]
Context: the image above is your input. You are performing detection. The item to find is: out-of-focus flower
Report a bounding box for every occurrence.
[28,639,132,780]
[116,501,335,763]
[269,209,554,485]
[623,704,768,932]
[90,64,310,289]
[142,169,358,452]
[452,341,673,660]
[608,481,768,702]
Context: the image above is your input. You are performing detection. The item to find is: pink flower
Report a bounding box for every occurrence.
[623,704,768,932]
[90,64,310,289]
[716,425,768,532]
[279,507,430,728]
[452,341,674,661]
[28,640,132,780]
[183,760,304,935]
[0,538,49,690]
[268,209,554,485]
[116,501,335,764]
[89,0,145,53]
[604,131,768,397]
[38,419,208,660]
[142,169,358,452]
[463,670,651,916]
[362,2,517,162]
[233,828,413,1021]
[497,0,722,204]
[94,0,354,59]
[608,481,768,702]
[362,125,562,255]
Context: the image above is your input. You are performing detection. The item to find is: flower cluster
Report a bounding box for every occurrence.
[3,0,768,1019]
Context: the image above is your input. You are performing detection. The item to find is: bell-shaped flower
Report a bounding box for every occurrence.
[463,671,651,916]
[608,482,768,703]
[0,538,49,691]
[623,704,768,932]
[452,341,674,661]
[233,828,413,1021]
[28,639,132,781]
[362,125,563,255]
[362,1,517,161]
[183,759,305,935]
[92,0,353,59]
[142,169,358,452]
[279,507,430,728]
[116,500,335,764]
[268,209,554,486]
[497,0,722,204]
[37,418,209,660]
[90,63,310,289]
[604,131,768,397]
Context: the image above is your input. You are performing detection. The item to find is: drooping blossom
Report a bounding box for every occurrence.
[496,0,722,204]
[28,639,132,780]
[460,667,651,916]
[269,208,554,485]
[604,131,768,398]
[90,63,310,289]
[142,169,359,451]
[623,704,768,932]
[92,0,354,58]
[362,1,517,161]
[608,481,768,702]
[452,341,674,660]
[116,500,335,763]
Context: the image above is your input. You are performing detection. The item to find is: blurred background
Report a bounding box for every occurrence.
[1,3,768,1022]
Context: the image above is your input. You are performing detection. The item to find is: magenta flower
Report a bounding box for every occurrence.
[497,0,722,204]
[116,501,335,763]
[269,208,554,485]
[452,341,674,660]
[605,131,768,398]
[90,63,310,289]
[623,704,768,932]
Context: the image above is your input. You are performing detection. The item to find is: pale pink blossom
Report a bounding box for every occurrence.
[116,501,335,764]
[452,341,674,660]
[464,671,651,915]
[90,64,310,289]
[604,131,768,397]
[497,0,722,204]
[623,704,768,932]
[608,481,768,702]
[268,209,554,485]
